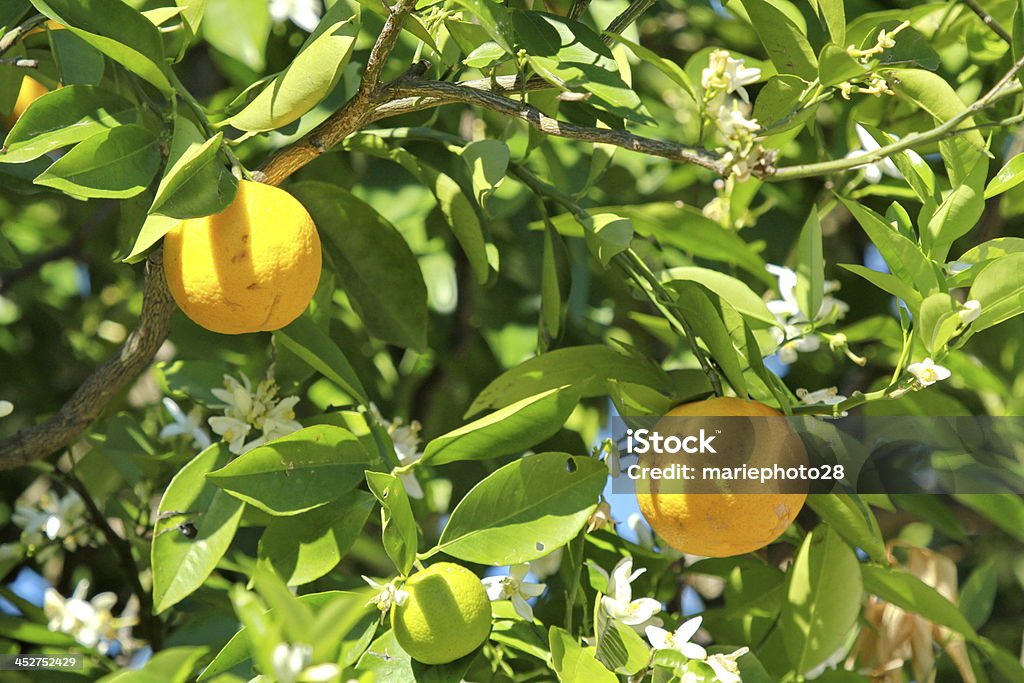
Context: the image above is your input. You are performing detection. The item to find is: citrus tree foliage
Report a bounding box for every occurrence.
[1,0,1024,681]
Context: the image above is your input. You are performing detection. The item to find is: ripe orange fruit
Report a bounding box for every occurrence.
[391,562,492,665]
[3,76,48,129]
[636,397,807,557]
[163,181,322,334]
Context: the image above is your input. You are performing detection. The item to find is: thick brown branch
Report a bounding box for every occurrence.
[257,0,418,185]
[0,253,175,471]
[382,79,723,172]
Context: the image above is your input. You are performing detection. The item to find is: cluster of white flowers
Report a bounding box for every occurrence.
[43,581,139,655]
[362,575,409,615]
[833,22,909,101]
[765,264,849,365]
[701,50,773,180]
[598,556,747,681]
[12,489,94,551]
[482,564,547,621]
[369,404,425,499]
[270,641,340,683]
[208,373,302,455]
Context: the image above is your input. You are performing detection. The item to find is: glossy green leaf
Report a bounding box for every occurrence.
[806,494,886,562]
[985,152,1024,198]
[663,267,776,327]
[461,139,509,209]
[917,292,960,353]
[780,526,862,674]
[959,561,997,630]
[736,0,818,79]
[102,647,206,683]
[226,13,359,131]
[33,0,172,94]
[469,345,669,414]
[34,124,160,198]
[149,118,237,219]
[966,253,1024,331]
[861,564,976,636]
[276,315,368,404]
[365,472,418,575]
[550,626,617,683]
[48,27,105,86]
[422,387,580,466]
[795,210,824,323]
[540,218,571,343]
[290,181,428,350]
[1,85,137,163]
[258,492,374,586]
[582,213,633,266]
[434,453,606,565]
[152,444,245,613]
[206,425,373,515]
[671,281,747,397]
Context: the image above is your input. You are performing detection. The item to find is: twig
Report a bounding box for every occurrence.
[962,0,1013,43]
[0,15,46,56]
[257,0,419,185]
[56,468,163,649]
[603,0,656,45]
[770,57,1024,180]
[0,252,175,470]
[385,79,724,172]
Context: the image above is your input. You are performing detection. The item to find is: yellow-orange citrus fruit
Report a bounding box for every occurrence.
[3,76,48,129]
[163,181,321,334]
[636,397,807,557]
[391,562,492,665]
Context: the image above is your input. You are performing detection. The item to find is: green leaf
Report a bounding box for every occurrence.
[155,360,226,406]
[1,85,138,163]
[152,444,245,613]
[150,117,237,219]
[365,472,418,575]
[959,560,997,630]
[581,213,633,266]
[839,263,922,308]
[513,11,652,124]
[289,181,428,350]
[594,608,650,675]
[840,198,939,300]
[226,12,360,131]
[276,315,368,403]
[985,152,1024,198]
[609,33,694,97]
[954,493,1024,543]
[780,526,863,674]
[671,281,748,397]
[754,74,818,132]
[453,0,514,52]
[434,170,499,284]
[810,0,845,43]
[736,0,818,79]
[0,615,77,646]
[806,494,886,562]
[201,0,270,71]
[469,345,669,414]
[206,425,373,515]
[861,564,976,636]
[422,387,580,466]
[434,453,606,565]
[101,646,206,683]
[795,210,824,323]
[461,139,509,209]
[33,0,172,94]
[550,626,617,683]
[34,124,160,198]
[917,292,960,353]
[258,493,374,586]
[540,218,571,343]
[49,28,105,86]
[966,253,1024,331]
[663,267,777,327]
